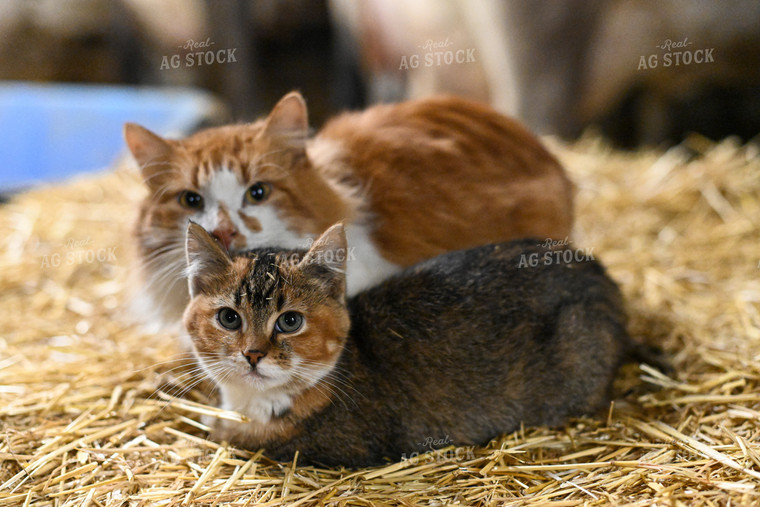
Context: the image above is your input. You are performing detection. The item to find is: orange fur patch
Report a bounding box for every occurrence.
[237,210,262,232]
[315,95,574,265]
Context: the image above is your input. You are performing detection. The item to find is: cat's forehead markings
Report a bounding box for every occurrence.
[207,168,246,206]
[244,253,285,307]
[229,256,268,307]
[234,280,248,307]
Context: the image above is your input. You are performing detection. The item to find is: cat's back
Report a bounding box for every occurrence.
[311,97,574,266]
[342,239,632,446]
[317,95,559,177]
[352,239,622,318]
[347,238,629,368]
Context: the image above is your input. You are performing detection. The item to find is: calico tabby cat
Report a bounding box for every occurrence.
[125,92,573,331]
[183,222,637,468]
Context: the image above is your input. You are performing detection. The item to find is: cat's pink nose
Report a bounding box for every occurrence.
[242,349,266,367]
[212,227,238,250]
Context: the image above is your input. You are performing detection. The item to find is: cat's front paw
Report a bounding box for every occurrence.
[200,413,218,432]
[205,416,243,445]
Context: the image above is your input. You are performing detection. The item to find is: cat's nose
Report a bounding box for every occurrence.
[242,349,266,367]
[212,227,238,250]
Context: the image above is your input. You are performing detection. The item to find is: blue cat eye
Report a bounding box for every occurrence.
[178,190,204,210]
[244,182,272,204]
[275,311,304,334]
[217,307,242,330]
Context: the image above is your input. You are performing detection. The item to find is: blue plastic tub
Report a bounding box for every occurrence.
[0,82,222,192]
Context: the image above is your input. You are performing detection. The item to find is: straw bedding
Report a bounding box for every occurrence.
[1,134,759,505]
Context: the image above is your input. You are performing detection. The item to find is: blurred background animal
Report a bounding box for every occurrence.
[1,0,758,151]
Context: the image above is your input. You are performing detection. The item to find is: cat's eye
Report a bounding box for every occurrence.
[275,311,304,334]
[217,307,242,330]
[178,190,204,210]
[244,182,271,204]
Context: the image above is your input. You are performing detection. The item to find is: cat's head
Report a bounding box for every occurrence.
[182,221,350,398]
[125,92,351,324]
[127,92,323,253]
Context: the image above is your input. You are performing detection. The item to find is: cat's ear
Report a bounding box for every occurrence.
[185,222,233,298]
[124,123,175,188]
[262,92,309,146]
[299,223,348,299]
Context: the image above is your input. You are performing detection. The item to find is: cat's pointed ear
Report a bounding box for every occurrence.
[299,223,348,299]
[262,92,309,145]
[185,222,233,298]
[124,123,175,188]
[301,223,348,273]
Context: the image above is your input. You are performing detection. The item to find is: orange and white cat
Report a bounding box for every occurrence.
[125,92,573,330]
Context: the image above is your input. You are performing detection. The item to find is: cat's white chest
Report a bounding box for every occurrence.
[221,383,293,424]
[344,224,402,296]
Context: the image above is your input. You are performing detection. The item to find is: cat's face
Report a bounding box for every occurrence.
[126,93,319,254]
[183,222,350,399]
